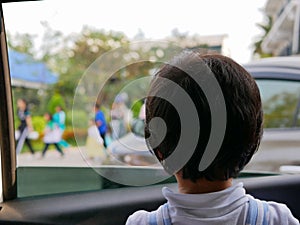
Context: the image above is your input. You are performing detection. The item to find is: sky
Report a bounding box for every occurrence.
[3,0,267,64]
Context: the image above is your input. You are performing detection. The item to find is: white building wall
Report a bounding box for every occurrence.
[262,0,300,56]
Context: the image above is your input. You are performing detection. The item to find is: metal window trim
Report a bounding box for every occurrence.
[292,0,300,53]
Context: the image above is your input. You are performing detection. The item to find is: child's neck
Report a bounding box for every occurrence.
[175,173,233,194]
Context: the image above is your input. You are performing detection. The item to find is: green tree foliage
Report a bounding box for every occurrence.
[32,116,46,134]
[7,32,36,56]
[253,15,273,58]
[263,92,298,128]
[9,25,218,132]
[131,99,143,119]
[47,93,66,114]
[54,27,131,103]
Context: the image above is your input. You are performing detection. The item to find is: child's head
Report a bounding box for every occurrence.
[88,118,96,126]
[145,51,263,182]
[44,112,52,121]
[94,103,100,112]
[17,98,27,110]
[55,105,63,112]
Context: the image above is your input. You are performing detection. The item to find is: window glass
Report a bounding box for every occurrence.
[5,0,299,198]
[257,79,300,128]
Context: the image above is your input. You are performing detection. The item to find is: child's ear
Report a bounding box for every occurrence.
[156,149,164,160]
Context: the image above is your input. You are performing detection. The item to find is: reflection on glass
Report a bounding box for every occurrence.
[5,0,297,178]
[4,0,267,169]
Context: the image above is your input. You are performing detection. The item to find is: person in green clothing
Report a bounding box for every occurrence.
[53,105,70,148]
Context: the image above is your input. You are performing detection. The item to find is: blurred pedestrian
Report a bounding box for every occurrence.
[110,93,132,139]
[94,103,108,148]
[53,105,70,148]
[41,112,64,157]
[85,118,106,162]
[15,98,35,155]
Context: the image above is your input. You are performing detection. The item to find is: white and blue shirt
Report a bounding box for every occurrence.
[126,183,299,225]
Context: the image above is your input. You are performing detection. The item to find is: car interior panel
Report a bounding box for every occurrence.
[0,174,299,224]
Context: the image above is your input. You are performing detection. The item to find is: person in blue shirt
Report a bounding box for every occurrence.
[94,103,107,148]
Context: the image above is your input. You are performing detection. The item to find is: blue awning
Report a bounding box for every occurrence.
[8,49,58,89]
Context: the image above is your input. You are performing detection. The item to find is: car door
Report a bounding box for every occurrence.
[241,61,300,217]
[246,78,300,172]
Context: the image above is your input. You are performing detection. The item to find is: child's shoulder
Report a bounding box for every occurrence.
[266,200,299,224]
[125,203,169,225]
[248,195,299,224]
[125,210,149,225]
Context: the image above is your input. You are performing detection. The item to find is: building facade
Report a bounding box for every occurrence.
[262,0,300,56]
[167,34,230,57]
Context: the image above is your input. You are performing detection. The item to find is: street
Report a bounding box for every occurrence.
[17,146,94,167]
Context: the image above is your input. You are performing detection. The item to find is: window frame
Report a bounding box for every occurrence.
[1,0,300,201]
[0,3,17,201]
[0,2,299,224]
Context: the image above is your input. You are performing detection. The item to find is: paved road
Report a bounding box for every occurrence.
[17,146,94,167]
[17,144,300,174]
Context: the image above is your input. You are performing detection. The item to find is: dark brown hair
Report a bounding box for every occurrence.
[145,51,263,182]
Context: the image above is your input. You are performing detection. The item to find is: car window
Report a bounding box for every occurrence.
[4,0,300,198]
[257,79,300,128]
